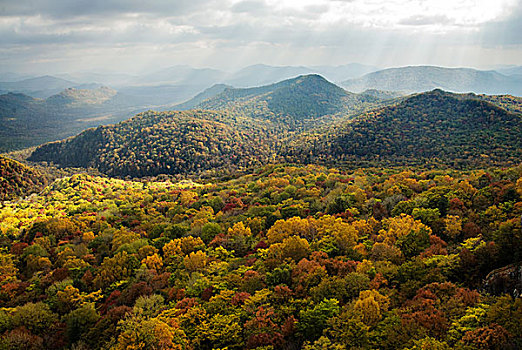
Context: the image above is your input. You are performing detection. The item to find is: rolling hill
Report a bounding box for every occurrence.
[28,74,391,177]
[46,86,118,107]
[25,77,522,178]
[284,89,522,168]
[28,110,274,178]
[341,66,522,96]
[0,155,47,201]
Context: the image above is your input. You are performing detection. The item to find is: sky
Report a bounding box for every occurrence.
[0,0,521,74]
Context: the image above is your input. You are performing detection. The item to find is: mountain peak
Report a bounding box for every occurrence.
[294,74,330,83]
[194,74,379,124]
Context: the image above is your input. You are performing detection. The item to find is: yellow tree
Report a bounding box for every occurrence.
[353,289,389,327]
[444,215,462,239]
[0,251,18,285]
[183,251,208,272]
[112,315,187,350]
[267,217,316,244]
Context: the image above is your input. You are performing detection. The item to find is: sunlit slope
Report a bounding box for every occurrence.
[0,155,47,201]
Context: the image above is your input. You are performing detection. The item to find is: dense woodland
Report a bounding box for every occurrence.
[0,164,520,349]
[29,110,276,178]
[0,156,47,201]
[286,90,522,168]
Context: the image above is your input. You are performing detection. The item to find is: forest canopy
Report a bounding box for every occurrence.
[0,163,520,349]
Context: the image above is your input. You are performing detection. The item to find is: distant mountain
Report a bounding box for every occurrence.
[341,66,522,96]
[0,155,47,201]
[309,63,380,81]
[28,110,274,177]
[495,66,522,76]
[0,75,77,98]
[360,89,405,100]
[55,72,137,86]
[0,63,380,105]
[284,89,522,168]
[194,74,385,128]
[135,65,227,86]
[222,64,380,87]
[117,84,208,106]
[0,72,32,82]
[175,84,232,110]
[224,64,313,87]
[46,86,118,107]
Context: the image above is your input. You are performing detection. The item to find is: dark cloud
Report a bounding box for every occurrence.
[0,0,213,18]
[480,3,522,45]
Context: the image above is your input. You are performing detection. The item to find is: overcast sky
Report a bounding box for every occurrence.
[0,0,521,74]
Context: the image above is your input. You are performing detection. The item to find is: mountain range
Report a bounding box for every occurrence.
[3,63,522,158]
[341,66,522,95]
[28,75,522,177]
[0,74,395,152]
[0,75,80,98]
[28,74,387,176]
[2,64,520,112]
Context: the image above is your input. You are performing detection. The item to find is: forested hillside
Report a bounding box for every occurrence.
[477,94,522,115]
[285,90,522,168]
[0,164,520,349]
[29,110,275,178]
[0,156,47,201]
[0,75,388,152]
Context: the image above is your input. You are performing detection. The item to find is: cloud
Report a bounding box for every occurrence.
[0,0,520,73]
[0,0,215,18]
[399,15,455,26]
[479,1,522,45]
[231,0,269,13]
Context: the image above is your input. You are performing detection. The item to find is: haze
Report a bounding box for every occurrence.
[1,0,521,75]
